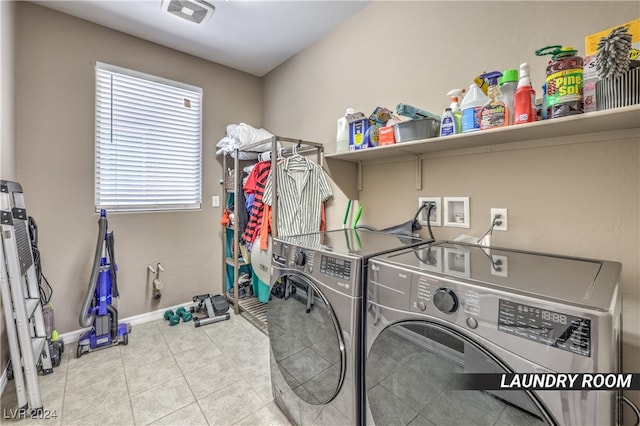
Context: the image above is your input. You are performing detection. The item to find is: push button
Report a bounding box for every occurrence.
[466,317,478,329]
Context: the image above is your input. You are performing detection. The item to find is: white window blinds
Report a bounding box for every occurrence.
[95,62,202,212]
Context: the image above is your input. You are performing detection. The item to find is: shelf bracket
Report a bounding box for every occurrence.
[415,154,422,190]
[357,160,363,192]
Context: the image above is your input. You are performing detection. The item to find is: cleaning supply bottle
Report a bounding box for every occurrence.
[474,74,490,95]
[541,82,548,120]
[499,69,518,125]
[336,108,355,153]
[514,63,537,125]
[480,71,507,130]
[460,83,488,133]
[440,108,457,137]
[535,45,584,119]
[446,88,466,133]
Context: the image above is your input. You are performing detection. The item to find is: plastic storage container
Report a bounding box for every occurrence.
[394,118,440,142]
[252,274,270,303]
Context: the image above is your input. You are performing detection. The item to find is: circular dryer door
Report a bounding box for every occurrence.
[366,321,554,426]
[268,274,346,405]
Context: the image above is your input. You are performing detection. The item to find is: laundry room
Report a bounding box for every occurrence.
[1,1,639,425]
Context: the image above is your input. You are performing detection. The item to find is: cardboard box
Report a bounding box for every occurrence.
[347,112,369,151]
[378,126,395,146]
[583,55,599,113]
[585,18,640,60]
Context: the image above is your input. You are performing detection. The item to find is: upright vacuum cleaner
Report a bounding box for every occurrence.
[77,209,131,358]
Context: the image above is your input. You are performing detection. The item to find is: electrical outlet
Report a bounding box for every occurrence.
[490,208,508,231]
[417,197,441,226]
[490,254,508,277]
[212,196,220,207]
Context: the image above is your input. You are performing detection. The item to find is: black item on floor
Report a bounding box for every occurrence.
[190,293,230,327]
[271,279,286,299]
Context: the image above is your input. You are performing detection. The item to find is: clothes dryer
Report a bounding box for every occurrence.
[268,229,424,426]
[365,241,623,426]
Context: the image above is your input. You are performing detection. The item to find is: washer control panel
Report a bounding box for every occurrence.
[498,299,591,357]
[404,267,593,358]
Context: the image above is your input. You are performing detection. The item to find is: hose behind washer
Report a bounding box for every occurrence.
[78,214,107,328]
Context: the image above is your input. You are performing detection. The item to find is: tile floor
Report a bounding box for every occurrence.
[1,312,292,425]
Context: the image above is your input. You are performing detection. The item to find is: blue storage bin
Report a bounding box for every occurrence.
[252,274,270,303]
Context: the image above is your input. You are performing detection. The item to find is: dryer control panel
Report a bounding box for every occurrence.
[272,241,361,298]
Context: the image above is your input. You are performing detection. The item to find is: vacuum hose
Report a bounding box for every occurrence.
[107,304,119,341]
[78,214,107,328]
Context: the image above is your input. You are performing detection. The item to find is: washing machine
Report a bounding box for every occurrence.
[365,241,623,426]
[268,229,425,426]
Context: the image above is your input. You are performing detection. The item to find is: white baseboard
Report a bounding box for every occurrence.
[59,301,194,344]
[1,301,194,396]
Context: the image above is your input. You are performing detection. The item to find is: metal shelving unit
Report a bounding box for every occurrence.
[221,136,324,332]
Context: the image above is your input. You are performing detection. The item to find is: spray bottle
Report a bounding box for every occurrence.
[474,74,490,95]
[480,71,507,130]
[446,88,466,134]
[500,69,518,125]
[514,63,537,125]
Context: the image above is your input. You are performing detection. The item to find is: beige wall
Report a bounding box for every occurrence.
[0,0,16,375]
[14,2,262,337]
[263,0,640,411]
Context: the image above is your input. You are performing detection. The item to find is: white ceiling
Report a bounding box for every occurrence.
[31,0,370,77]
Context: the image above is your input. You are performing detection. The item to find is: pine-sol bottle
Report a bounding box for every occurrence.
[536,45,584,119]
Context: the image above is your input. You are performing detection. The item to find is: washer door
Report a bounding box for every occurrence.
[366,321,555,426]
[268,274,346,405]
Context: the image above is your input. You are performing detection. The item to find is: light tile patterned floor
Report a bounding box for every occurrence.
[1,313,292,425]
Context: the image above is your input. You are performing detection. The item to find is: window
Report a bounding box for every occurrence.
[95,62,202,212]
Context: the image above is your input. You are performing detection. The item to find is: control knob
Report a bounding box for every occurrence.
[433,288,458,313]
[295,251,307,267]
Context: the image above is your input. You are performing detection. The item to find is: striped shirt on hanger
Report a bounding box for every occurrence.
[242,161,271,248]
[263,156,332,237]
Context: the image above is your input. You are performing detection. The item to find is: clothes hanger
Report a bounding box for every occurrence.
[288,143,305,162]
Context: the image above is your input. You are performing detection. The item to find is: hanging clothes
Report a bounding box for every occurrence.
[242,160,272,249]
[262,155,332,237]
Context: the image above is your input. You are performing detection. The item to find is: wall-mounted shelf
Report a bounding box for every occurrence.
[325,104,640,164]
[324,105,639,194]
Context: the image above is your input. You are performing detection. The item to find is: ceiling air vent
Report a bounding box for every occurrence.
[161,0,215,24]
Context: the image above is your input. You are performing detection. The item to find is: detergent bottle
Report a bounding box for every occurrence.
[514,63,537,125]
[480,71,507,130]
[336,108,355,153]
[446,88,466,134]
[535,45,584,119]
[500,69,518,125]
[460,83,488,133]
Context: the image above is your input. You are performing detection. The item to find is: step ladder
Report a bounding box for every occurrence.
[0,180,52,415]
